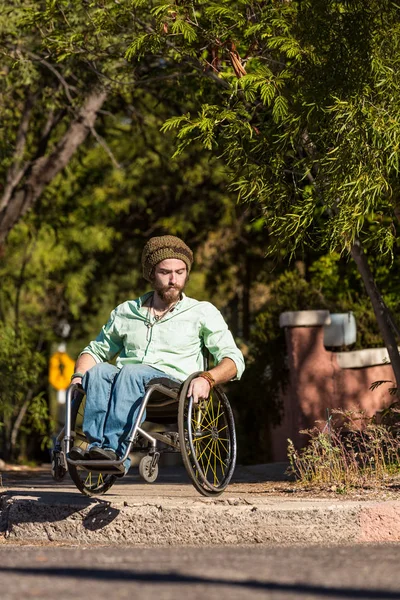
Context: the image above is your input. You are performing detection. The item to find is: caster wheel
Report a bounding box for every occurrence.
[139,455,159,483]
[51,450,67,481]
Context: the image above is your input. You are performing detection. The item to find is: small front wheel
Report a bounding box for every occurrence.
[139,455,159,483]
[51,449,67,482]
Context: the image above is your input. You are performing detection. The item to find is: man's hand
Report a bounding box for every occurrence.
[70,353,97,387]
[187,376,211,404]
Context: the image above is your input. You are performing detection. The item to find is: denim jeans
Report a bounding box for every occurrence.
[82,363,179,470]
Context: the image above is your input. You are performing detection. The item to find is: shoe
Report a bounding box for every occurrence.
[69,446,91,461]
[89,447,118,461]
[89,446,125,474]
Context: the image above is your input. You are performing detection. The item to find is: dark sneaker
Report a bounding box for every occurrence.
[69,446,91,461]
[89,446,125,474]
[89,447,118,461]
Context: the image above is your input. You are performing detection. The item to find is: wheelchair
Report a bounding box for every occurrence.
[51,370,237,497]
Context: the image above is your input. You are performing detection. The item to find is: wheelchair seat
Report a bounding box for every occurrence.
[144,377,181,423]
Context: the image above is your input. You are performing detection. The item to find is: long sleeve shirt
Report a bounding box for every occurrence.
[81,292,245,382]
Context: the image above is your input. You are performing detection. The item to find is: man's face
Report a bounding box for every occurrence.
[152,258,188,303]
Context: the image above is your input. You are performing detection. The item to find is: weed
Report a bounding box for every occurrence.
[287,407,400,488]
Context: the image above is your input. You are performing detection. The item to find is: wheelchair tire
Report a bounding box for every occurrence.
[138,455,159,483]
[67,391,118,497]
[178,372,237,497]
[51,448,67,482]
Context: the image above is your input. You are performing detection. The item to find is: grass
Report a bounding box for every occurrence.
[287,406,400,491]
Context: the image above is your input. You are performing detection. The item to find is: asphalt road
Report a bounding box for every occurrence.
[1,543,400,600]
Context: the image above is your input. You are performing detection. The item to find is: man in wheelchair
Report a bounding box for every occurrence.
[68,235,245,478]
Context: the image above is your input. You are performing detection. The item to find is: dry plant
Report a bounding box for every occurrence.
[287,407,400,490]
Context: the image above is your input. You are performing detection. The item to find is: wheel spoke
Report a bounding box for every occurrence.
[198,439,224,486]
[196,436,213,463]
[202,395,216,427]
[217,423,228,434]
[207,400,225,429]
[205,441,219,484]
[214,441,217,485]
[199,446,210,480]
[193,433,212,444]
[215,440,226,475]
[217,437,229,454]
[201,440,212,479]
[207,441,226,467]
[210,391,215,424]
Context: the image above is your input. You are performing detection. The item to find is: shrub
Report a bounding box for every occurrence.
[0,322,49,461]
[287,408,400,488]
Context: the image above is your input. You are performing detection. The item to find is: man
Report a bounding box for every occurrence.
[69,235,245,473]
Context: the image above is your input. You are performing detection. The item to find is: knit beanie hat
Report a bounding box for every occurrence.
[141,235,194,282]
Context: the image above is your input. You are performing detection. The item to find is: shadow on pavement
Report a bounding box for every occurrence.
[1,488,120,532]
[1,461,291,488]
[0,565,396,598]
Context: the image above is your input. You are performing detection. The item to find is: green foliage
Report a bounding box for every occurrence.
[24,393,52,451]
[0,322,47,459]
[0,323,43,414]
[136,0,400,258]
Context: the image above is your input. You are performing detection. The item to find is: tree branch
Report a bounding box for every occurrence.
[28,52,78,104]
[90,125,121,169]
[0,94,35,212]
[0,87,108,244]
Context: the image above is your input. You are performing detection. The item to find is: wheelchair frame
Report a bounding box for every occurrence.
[52,371,237,497]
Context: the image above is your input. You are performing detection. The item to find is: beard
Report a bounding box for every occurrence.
[153,277,188,305]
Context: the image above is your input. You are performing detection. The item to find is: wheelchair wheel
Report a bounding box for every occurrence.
[51,447,67,482]
[178,373,237,497]
[67,391,118,497]
[138,455,159,483]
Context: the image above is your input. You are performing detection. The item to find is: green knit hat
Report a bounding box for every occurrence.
[141,235,194,282]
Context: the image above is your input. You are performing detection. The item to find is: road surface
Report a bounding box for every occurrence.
[1,542,399,599]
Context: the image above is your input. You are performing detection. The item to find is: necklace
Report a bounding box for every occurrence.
[146,294,178,328]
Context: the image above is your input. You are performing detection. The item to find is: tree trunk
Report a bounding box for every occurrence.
[242,253,251,341]
[0,87,108,245]
[351,240,400,390]
[10,389,33,460]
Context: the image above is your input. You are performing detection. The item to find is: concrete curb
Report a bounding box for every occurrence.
[2,465,400,546]
[2,494,400,546]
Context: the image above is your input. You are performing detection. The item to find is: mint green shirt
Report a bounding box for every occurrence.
[81,292,245,382]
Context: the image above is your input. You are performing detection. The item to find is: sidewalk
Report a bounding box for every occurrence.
[1,463,400,546]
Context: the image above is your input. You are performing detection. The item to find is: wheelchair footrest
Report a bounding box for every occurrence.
[77,463,125,475]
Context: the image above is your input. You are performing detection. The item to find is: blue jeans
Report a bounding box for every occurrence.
[82,363,179,470]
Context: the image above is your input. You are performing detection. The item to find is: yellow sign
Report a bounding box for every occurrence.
[49,351,75,390]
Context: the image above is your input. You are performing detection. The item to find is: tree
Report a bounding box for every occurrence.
[127,0,400,386]
[0,0,197,244]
